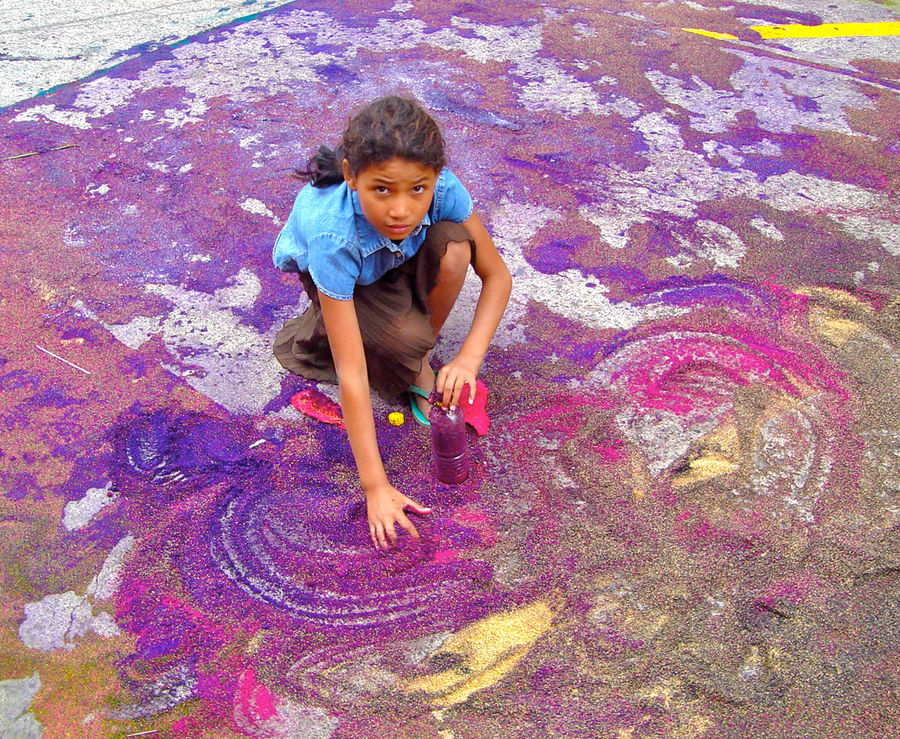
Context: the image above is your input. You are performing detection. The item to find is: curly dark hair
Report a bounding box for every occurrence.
[301,96,446,187]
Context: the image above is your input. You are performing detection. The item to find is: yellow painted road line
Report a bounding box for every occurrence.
[682,27,738,40]
[684,21,900,41]
[753,21,900,39]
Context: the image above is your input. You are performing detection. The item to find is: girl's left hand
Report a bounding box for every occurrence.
[436,355,480,409]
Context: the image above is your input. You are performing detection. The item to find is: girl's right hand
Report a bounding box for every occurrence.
[436,353,480,410]
[365,483,432,550]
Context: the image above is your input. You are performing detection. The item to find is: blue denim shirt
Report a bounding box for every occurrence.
[273,168,473,300]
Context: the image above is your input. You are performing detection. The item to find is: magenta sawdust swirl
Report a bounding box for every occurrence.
[484,277,860,582]
[111,406,501,627]
[461,279,885,731]
[585,280,851,500]
[105,404,513,723]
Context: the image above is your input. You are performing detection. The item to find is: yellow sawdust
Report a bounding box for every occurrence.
[405,600,555,706]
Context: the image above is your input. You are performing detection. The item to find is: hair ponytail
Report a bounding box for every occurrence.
[293,145,345,187]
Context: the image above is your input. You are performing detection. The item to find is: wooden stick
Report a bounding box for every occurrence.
[3,143,78,161]
[35,344,92,375]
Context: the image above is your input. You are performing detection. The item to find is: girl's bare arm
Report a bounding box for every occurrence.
[436,209,512,407]
[318,294,431,549]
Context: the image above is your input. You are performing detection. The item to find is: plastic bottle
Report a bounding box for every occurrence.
[429,403,469,483]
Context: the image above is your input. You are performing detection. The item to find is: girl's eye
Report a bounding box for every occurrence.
[412,185,425,194]
[375,186,389,195]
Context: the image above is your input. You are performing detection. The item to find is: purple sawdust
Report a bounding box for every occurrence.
[91,401,520,729]
[0,369,41,392]
[3,0,899,735]
[630,274,786,314]
[527,235,592,274]
[427,90,522,130]
[738,4,822,27]
[108,404,506,633]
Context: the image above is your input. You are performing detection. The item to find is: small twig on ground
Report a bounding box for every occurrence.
[3,143,78,161]
[125,732,159,738]
[35,344,92,375]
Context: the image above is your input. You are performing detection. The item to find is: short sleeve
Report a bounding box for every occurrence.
[272,193,304,272]
[433,169,474,223]
[307,234,361,301]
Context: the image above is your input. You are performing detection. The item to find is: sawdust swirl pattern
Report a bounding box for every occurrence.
[209,482,494,628]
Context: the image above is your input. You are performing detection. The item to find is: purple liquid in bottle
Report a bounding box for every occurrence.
[429,404,469,484]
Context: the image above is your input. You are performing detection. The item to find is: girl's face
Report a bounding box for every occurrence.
[343,157,439,241]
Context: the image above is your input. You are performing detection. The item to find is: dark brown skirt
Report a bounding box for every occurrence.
[273,220,474,398]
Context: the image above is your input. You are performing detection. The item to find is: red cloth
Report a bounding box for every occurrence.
[290,388,345,429]
[460,379,490,435]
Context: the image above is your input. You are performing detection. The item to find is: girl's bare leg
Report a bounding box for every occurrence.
[428,239,472,336]
[412,239,471,415]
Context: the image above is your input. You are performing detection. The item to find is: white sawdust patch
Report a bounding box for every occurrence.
[579,111,897,260]
[18,536,133,652]
[241,198,282,226]
[62,482,117,532]
[11,104,91,129]
[82,268,288,415]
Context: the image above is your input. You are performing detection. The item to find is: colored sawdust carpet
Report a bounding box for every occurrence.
[1,0,899,737]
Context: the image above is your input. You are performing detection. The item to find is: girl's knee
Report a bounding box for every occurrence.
[439,239,472,278]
